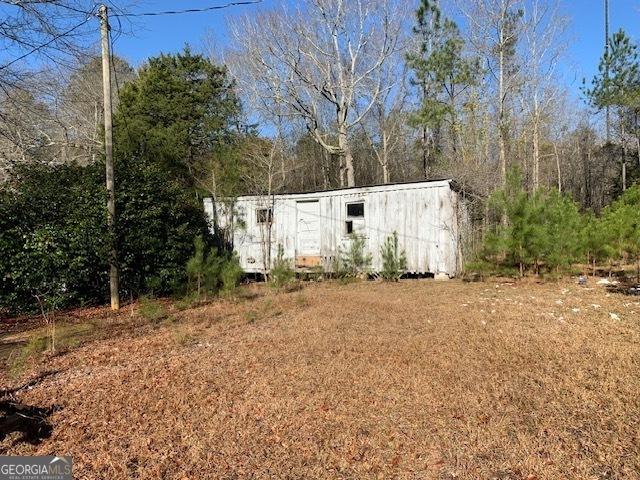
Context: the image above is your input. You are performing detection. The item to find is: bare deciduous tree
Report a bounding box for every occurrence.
[0,2,137,178]
[242,135,292,276]
[0,1,100,92]
[460,0,523,186]
[520,0,567,190]
[357,62,410,183]
[228,0,404,187]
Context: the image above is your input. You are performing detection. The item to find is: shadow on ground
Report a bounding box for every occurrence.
[0,401,58,445]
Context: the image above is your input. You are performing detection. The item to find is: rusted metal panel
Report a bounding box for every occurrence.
[295,255,323,269]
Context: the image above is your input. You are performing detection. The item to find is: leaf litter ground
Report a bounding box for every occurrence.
[1,279,639,479]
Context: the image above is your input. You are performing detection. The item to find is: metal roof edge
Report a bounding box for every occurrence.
[210,178,456,202]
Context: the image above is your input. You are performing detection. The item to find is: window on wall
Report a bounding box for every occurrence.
[345,201,365,235]
[256,208,272,224]
[346,202,364,217]
[345,220,354,234]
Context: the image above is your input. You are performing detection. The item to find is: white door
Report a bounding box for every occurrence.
[296,201,321,255]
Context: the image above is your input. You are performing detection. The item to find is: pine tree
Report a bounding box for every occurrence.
[583,29,640,191]
[583,213,612,276]
[186,235,226,298]
[339,235,372,278]
[114,46,243,189]
[380,232,407,281]
[599,184,640,278]
[406,0,479,173]
[540,191,586,274]
[476,167,588,277]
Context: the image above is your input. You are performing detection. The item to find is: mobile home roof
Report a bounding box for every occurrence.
[231,178,455,202]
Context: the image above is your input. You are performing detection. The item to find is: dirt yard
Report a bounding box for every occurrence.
[1,279,639,479]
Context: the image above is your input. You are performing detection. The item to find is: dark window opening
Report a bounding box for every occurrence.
[257,208,272,224]
[347,202,364,217]
[345,220,354,234]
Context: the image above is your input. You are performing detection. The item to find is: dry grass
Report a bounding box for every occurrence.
[1,279,639,479]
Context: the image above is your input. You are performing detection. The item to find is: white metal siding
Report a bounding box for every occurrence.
[296,201,321,255]
[205,180,465,276]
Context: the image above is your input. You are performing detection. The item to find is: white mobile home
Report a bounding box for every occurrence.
[204,179,467,277]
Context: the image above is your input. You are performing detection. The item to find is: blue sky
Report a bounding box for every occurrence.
[566,0,640,88]
[109,0,278,65]
[109,0,639,99]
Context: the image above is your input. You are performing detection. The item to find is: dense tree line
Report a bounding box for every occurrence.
[470,167,640,278]
[0,49,241,314]
[223,0,640,207]
[2,0,640,313]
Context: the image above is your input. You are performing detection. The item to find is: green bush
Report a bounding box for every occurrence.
[138,296,169,323]
[115,156,210,298]
[471,171,640,279]
[599,184,640,276]
[185,235,243,297]
[0,48,239,315]
[537,190,586,274]
[220,254,243,294]
[186,235,224,296]
[0,159,209,314]
[470,167,588,277]
[270,244,295,289]
[0,163,109,314]
[380,231,407,281]
[339,234,372,278]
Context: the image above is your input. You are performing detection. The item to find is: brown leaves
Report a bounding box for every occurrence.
[1,280,639,478]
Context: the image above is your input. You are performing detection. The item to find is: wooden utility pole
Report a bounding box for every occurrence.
[604,0,610,143]
[99,4,120,310]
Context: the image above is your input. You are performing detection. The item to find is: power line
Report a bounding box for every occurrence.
[111,0,262,17]
[108,24,133,145]
[0,16,92,71]
[47,2,99,16]
[0,0,261,69]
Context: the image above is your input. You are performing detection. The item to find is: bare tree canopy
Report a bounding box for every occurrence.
[228,0,405,187]
[0,1,104,88]
[0,0,638,214]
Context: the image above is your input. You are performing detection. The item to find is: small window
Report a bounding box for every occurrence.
[345,220,353,234]
[346,202,364,217]
[256,208,272,224]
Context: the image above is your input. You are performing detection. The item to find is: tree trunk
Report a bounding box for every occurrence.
[532,97,540,191]
[554,143,562,192]
[345,149,355,187]
[382,162,390,184]
[422,125,428,179]
[267,176,274,272]
[338,123,355,187]
[584,148,591,209]
[498,20,507,186]
[322,149,330,189]
[450,88,459,154]
[381,134,390,183]
[621,121,627,191]
[421,51,429,179]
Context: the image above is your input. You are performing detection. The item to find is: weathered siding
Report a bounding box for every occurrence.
[204,180,465,276]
